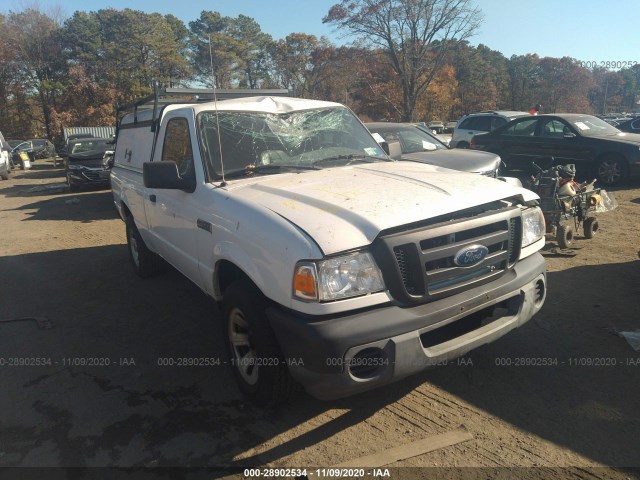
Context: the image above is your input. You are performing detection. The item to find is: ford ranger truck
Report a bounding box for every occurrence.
[110,90,547,405]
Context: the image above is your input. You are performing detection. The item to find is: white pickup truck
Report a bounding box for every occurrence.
[111,88,547,405]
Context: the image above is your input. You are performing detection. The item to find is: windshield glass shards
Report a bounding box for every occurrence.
[197,107,389,179]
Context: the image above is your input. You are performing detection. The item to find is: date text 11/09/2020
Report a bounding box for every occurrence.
[0,357,136,367]
[493,357,640,367]
[577,60,638,69]
[243,468,391,478]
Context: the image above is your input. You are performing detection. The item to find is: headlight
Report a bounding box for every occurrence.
[293,252,385,302]
[67,164,83,170]
[521,207,545,247]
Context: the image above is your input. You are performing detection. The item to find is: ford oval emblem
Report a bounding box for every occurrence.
[453,244,489,268]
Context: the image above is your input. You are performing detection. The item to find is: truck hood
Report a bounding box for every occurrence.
[227,162,537,255]
[400,149,501,174]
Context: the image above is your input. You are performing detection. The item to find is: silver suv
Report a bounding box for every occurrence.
[451,111,528,149]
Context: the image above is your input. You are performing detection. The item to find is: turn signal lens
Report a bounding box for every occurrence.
[293,263,318,301]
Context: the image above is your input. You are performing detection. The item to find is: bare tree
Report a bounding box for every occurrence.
[324,0,482,121]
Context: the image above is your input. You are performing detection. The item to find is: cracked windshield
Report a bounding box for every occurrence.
[198,107,389,178]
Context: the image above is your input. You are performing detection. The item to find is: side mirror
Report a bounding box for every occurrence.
[379,140,390,156]
[143,161,195,193]
[387,141,402,160]
[370,132,391,155]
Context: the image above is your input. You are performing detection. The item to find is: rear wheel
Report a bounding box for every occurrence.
[457,141,470,149]
[596,155,628,186]
[125,215,163,278]
[222,280,293,406]
[556,223,574,249]
[583,217,599,239]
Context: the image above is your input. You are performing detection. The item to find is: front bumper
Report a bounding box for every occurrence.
[267,253,546,400]
[67,167,110,186]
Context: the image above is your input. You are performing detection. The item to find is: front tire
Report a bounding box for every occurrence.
[125,215,163,278]
[222,280,293,406]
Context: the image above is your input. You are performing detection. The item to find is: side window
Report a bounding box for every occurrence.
[459,117,473,129]
[473,116,492,132]
[503,118,538,136]
[540,119,567,138]
[162,118,194,179]
[491,117,507,130]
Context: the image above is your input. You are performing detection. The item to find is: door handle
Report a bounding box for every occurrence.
[149,194,156,203]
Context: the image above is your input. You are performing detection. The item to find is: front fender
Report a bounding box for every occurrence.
[197,202,322,306]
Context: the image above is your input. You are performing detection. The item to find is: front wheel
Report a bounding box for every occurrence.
[556,223,574,249]
[222,280,293,406]
[125,215,163,278]
[596,156,628,186]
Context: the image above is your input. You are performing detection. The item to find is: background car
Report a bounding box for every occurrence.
[9,141,36,168]
[427,120,445,134]
[63,137,114,191]
[469,113,640,185]
[413,122,451,146]
[6,139,26,149]
[451,110,529,149]
[444,120,458,134]
[366,122,501,177]
[615,117,640,134]
[28,138,57,159]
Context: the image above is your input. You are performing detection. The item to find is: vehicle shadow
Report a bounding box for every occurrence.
[0,246,412,468]
[9,166,65,181]
[1,245,638,469]
[2,190,118,222]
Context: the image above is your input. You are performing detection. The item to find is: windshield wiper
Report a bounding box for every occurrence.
[312,154,383,167]
[222,163,320,179]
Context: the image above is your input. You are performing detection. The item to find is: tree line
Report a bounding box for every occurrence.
[1,2,639,144]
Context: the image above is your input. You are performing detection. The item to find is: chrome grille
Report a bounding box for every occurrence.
[375,206,522,305]
[81,168,105,181]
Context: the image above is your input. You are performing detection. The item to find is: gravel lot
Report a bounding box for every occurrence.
[1,159,639,479]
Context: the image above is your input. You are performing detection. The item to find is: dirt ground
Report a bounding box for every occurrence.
[0,159,639,479]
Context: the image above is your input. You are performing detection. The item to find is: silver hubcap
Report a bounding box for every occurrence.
[228,307,259,386]
[598,160,621,185]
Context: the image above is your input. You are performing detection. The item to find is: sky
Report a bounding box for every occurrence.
[2,0,639,66]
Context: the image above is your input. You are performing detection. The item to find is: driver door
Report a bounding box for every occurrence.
[144,115,202,285]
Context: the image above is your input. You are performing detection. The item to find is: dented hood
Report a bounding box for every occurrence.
[227,161,537,255]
